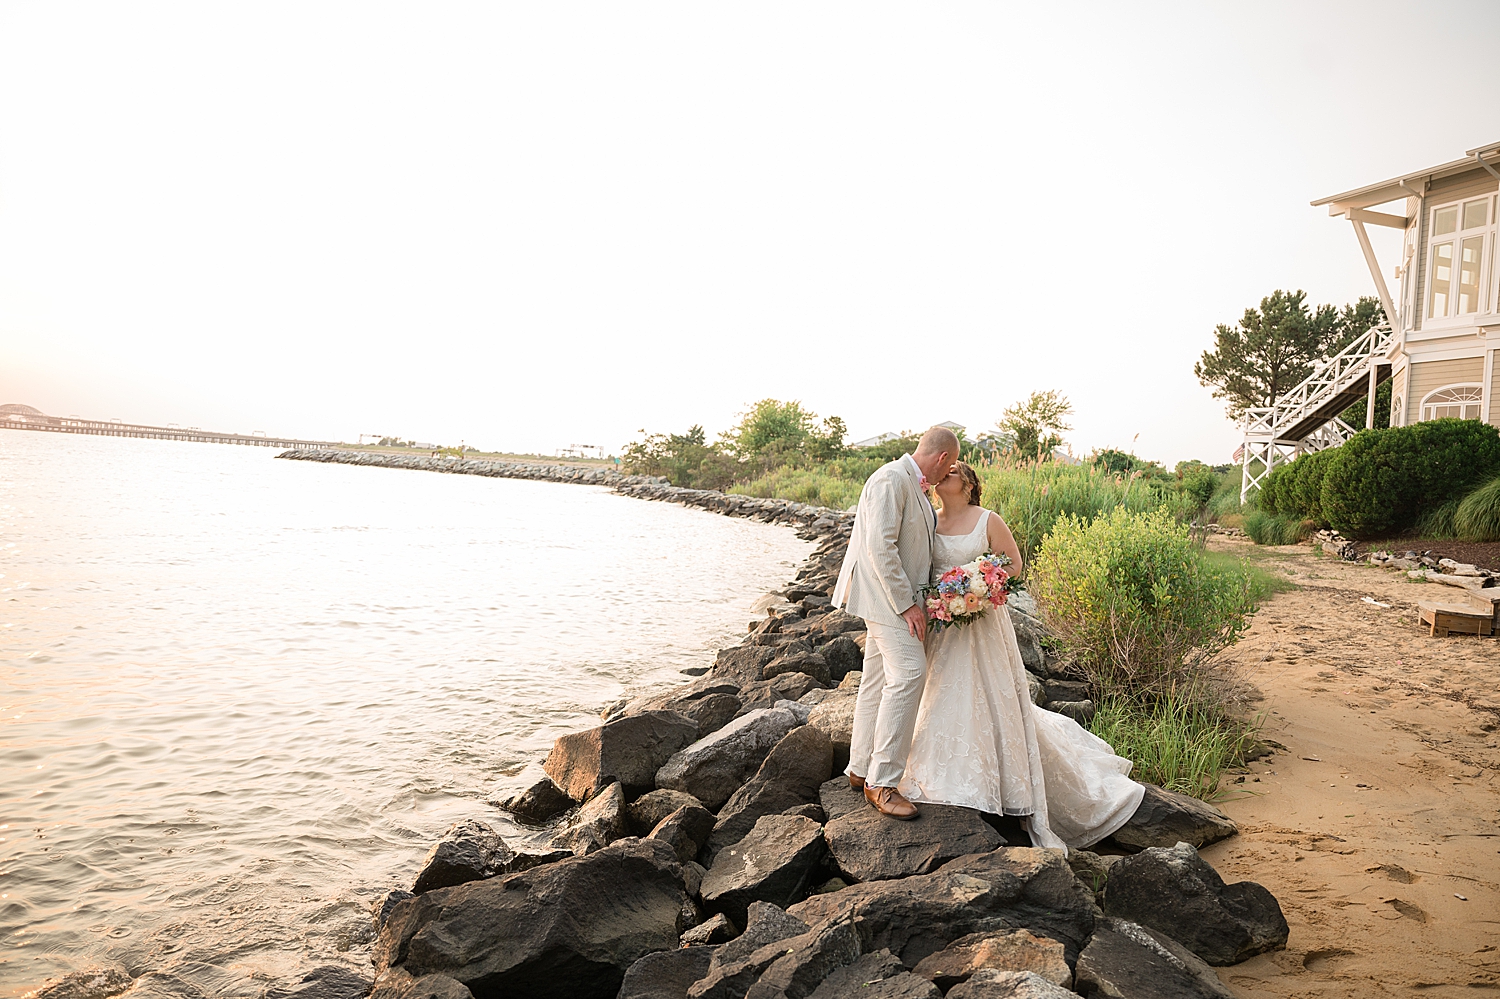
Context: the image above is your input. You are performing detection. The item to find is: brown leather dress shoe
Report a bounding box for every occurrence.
[848,774,866,792]
[864,785,919,820]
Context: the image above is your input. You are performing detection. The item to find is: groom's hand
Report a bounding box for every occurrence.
[901,604,927,642]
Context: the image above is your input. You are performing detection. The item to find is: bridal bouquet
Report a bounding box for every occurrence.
[923,553,1013,632]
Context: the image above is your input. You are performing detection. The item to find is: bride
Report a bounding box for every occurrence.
[897,461,1145,851]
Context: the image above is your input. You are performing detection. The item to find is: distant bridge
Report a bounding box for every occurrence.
[0,403,338,450]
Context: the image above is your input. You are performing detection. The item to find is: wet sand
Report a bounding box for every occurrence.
[1200,536,1500,997]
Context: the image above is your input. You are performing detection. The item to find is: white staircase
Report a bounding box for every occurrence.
[1239,323,1396,502]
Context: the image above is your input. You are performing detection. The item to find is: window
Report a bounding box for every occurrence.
[1419,384,1483,421]
[1391,393,1403,427]
[1426,196,1491,319]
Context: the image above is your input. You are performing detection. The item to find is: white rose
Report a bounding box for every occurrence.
[947,597,967,615]
[970,579,989,598]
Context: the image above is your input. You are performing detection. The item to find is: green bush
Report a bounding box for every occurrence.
[1455,475,1500,541]
[729,467,866,511]
[1242,509,1311,546]
[1031,507,1254,702]
[1319,420,1500,537]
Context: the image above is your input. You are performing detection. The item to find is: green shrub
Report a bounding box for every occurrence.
[1243,509,1311,546]
[1090,694,1260,799]
[1031,507,1254,702]
[1319,420,1500,537]
[1455,475,1500,541]
[729,468,865,510]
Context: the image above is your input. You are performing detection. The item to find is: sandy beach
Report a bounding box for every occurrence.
[1201,536,1499,997]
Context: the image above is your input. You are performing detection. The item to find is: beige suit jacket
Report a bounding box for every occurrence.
[832,456,936,628]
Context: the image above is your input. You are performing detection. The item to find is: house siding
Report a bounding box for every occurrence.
[1406,355,1486,423]
[1412,167,1500,332]
[1491,352,1500,429]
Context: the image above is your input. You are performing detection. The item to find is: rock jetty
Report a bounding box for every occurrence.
[268,446,1284,998]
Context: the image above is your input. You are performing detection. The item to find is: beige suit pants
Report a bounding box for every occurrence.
[846,619,928,789]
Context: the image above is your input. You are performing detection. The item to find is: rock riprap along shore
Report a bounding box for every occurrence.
[264,447,1287,999]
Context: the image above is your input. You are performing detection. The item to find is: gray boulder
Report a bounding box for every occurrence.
[818,779,1004,883]
[266,968,376,999]
[763,646,831,687]
[688,903,811,999]
[372,890,416,930]
[1109,784,1238,852]
[681,693,746,739]
[737,675,824,715]
[656,707,803,810]
[910,929,1071,990]
[1101,842,1287,966]
[544,710,699,801]
[494,777,573,824]
[1074,917,1236,998]
[808,953,940,999]
[714,645,779,684]
[618,947,716,999]
[550,781,629,856]
[701,815,826,927]
[681,912,739,946]
[818,636,862,683]
[708,726,833,859]
[411,819,513,894]
[803,683,858,776]
[628,789,706,835]
[650,804,717,864]
[33,968,134,999]
[368,969,474,999]
[790,847,1097,968]
[946,970,1076,999]
[1043,700,1095,724]
[741,914,862,998]
[374,838,687,999]
[506,848,573,874]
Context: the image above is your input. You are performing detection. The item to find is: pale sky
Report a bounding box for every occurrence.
[3,2,1497,465]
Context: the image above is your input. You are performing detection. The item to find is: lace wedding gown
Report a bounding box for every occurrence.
[898,509,1145,851]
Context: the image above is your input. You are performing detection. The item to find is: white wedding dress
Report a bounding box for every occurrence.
[898,509,1145,851]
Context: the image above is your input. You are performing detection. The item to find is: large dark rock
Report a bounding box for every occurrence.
[818,779,1004,883]
[369,969,475,999]
[807,953,940,999]
[551,781,629,856]
[618,947,716,999]
[266,966,373,999]
[910,929,1070,991]
[411,820,513,894]
[374,838,688,999]
[506,848,573,874]
[681,693,745,739]
[33,968,134,999]
[656,707,802,811]
[1073,918,1236,998]
[802,682,858,776]
[701,815,826,927]
[1109,784,1238,852]
[789,848,1096,968]
[373,890,416,930]
[494,777,573,825]
[1101,842,1288,966]
[741,914,862,998]
[544,711,699,801]
[737,675,824,715]
[688,903,811,999]
[714,645,779,684]
[681,912,739,946]
[628,789,706,835]
[945,970,1076,999]
[763,645,831,687]
[708,726,833,859]
[650,804,717,864]
[817,636,862,683]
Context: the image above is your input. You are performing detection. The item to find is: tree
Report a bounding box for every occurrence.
[1195,290,1386,420]
[999,390,1074,461]
[807,416,848,462]
[720,399,818,459]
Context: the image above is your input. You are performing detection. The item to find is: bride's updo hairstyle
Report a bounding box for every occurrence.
[955,461,981,506]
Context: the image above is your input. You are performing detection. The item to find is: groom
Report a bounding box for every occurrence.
[832,426,956,819]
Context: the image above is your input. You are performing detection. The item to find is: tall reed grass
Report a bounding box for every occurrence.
[728,467,866,511]
[1090,693,1260,799]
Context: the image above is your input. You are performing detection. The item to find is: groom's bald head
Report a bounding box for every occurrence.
[915,426,959,459]
[912,427,959,483]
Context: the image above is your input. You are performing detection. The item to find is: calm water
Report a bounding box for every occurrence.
[0,432,810,996]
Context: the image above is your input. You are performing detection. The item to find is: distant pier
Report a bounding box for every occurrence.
[0,403,337,449]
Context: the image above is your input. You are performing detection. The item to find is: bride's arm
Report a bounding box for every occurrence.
[985,510,1024,576]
